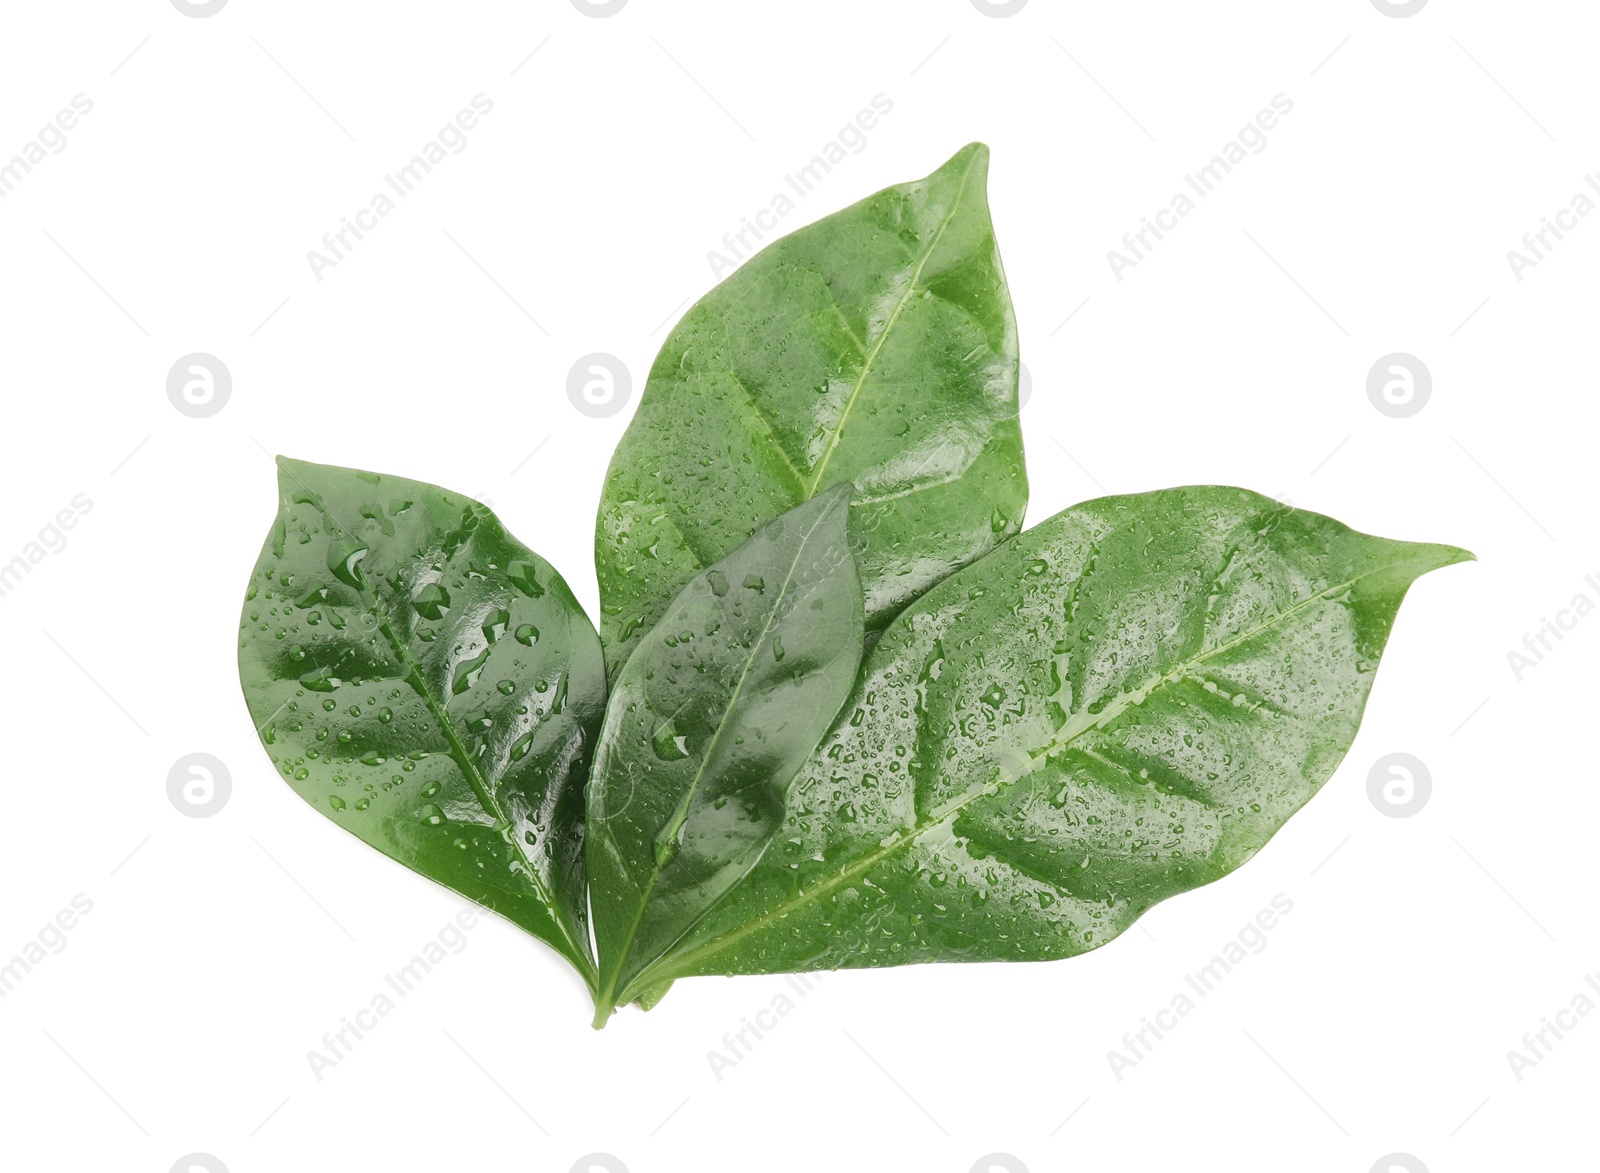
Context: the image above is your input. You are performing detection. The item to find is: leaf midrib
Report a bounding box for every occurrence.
[802,150,982,497]
[606,152,986,663]
[635,555,1438,990]
[594,498,845,1009]
[291,482,593,976]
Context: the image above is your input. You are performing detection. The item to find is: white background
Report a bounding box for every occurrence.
[0,1,1592,1171]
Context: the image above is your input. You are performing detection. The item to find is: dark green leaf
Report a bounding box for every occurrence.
[612,487,1470,993]
[595,143,1026,677]
[237,458,605,987]
[588,486,864,1023]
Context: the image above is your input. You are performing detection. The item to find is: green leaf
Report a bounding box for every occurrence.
[613,487,1470,993]
[595,142,1026,677]
[237,458,606,988]
[588,486,864,1024]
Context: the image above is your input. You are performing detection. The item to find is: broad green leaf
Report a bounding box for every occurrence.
[612,487,1470,994]
[237,458,606,988]
[588,486,864,1024]
[595,142,1026,677]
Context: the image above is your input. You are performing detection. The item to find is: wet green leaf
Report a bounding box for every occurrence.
[595,143,1026,677]
[237,458,606,988]
[612,487,1470,994]
[588,487,864,1023]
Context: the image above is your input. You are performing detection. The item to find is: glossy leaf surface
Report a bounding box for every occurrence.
[238,458,605,986]
[588,487,864,1022]
[619,488,1469,993]
[595,142,1026,676]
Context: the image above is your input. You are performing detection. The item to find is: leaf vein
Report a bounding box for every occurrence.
[645,554,1436,986]
[802,149,983,496]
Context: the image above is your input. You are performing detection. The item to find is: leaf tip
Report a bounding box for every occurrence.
[818,479,856,510]
[938,141,991,184]
[274,453,313,482]
[1419,541,1476,572]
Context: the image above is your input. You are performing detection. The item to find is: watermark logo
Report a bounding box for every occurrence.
[972,1156,1029,1172]
[1366,353,1430,419]
[571,1156,628,1173]
[0,95,95,200]
[168,753,232,818]
[0,494,93,602]
[171,0,229,16]
[167,353,231,419]
[1371,1157,1427,1173]
[307,96,495,282]
[1108,95,1295,281]
[1507,176,1599,281]
[1370,0,1428,17]
[1017,362,1032,410]
[568,353,632,418]
[171,1156,229,1173]
[307,909,481,1080]
[1107,894,1294,1080]
[1367,753,1430,818]
[1506,972,1600,1081]
[707,94,894,278]
[706,973,824,1081]
[571,0,628,16]
[971,0,1029,16]
[1506,576,1598,680]
[0,893,93,999]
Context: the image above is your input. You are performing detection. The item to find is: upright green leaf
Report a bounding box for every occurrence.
[609,488,1470,995]
[237,458,606,987]
[588,487,864,1024]
[595,143,1026,676]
